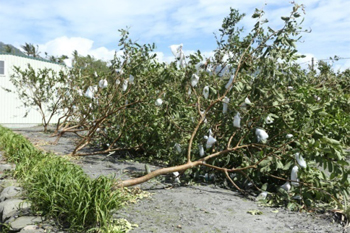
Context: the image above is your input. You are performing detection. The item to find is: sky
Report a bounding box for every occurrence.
[1,0,350,71]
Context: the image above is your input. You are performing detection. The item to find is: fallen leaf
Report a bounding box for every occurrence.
[247,210,263,215]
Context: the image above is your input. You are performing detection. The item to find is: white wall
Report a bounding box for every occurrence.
[0,54,66,124]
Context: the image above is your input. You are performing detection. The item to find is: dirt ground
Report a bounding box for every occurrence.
[11,126,348,233]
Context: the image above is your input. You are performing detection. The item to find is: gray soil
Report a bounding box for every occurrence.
[11,126,348,233]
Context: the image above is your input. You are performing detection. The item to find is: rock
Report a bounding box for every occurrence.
[0,179,20,189]
[10,216,42,231]
[0,199,31,222]
[20,225,45,233]
[0,186,23,201]
[0,164,15,172]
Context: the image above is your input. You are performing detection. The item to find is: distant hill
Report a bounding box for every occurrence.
[0,42,66,65]
[0,42,26,56]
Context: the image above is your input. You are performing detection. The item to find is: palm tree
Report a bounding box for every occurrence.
[21,43,40,57]
[21,43,33,56]
[31,44,40,57]
[57,55,68,64]
[72,50,78,66]
[49,55,57,62]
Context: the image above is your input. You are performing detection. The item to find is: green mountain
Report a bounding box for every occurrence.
[0,42,26,56]
[0,42,66,65]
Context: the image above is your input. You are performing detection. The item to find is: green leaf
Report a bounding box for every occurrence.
[313,130,323,139]
[322,137,340,145]
[337,160,349,166]
[287,202,297,210]
[247,210,263,215]
[276,160,284,169]
[259,158,271,167]
[318,111,328,117]
[261,183,268,191]
[283,161,292,170]
[209,86,217,95]
[252,13,260,19]
[328,160,333,173]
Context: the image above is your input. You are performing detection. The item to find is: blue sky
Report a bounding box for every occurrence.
[1,0,349,70]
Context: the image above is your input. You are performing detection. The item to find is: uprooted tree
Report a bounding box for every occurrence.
[13,2,350,211]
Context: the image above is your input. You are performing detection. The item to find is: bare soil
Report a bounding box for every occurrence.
[12,126,348,233]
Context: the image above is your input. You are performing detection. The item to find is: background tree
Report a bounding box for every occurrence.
[7,64,67,132]
[52,51,113,139]
[46,54,69,65]
[21,42,40,57]
[4,44,13,53]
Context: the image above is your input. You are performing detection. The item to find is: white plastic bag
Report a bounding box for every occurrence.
[222,97,229,114]
[122,80,128,92]
[225,75,234,89]
[281,181,291,192]
[84,86,95,99]
[240,97,251,111]
[155,98,163,106]
[203,86,209,99]
[99,79,108,89]
[129,75,134,84]
[291,166,299,186]
[205,135,217,149]
[256,128,269,143]
[265,115,274,124]
[295,153,307,168]
[191,74,199,87]
[170,44,183,59]
[233,112,241,128]
[174,143,182,153]
[199,144,205,156]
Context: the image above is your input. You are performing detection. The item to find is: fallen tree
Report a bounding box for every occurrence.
[16,2,350,211]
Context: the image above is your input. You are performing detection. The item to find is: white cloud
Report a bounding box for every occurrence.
[38,37,116,67]
[331,59,350,72]
[294,0,350,58]
[37,36,215,67]
[39,37,93,57]
[1,0,349,71]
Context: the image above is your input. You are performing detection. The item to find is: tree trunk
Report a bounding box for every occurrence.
[115,160,203,188]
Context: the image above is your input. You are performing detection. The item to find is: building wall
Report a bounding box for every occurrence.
[0,54,66,124]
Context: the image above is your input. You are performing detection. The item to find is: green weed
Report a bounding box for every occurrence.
[0,126,133,232]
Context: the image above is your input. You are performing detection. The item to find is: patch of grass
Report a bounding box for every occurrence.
[0,126,134,232]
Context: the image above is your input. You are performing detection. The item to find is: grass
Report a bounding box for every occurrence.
[0,126,135,232]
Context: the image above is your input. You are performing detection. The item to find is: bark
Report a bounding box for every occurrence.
[115,160,203,188]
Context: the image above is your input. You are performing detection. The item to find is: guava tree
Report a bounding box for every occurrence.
[52,44,160,154]
[52,52,113,140]
[54,2,349,211]
[112,3,348,211]
[6,64,66,132]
